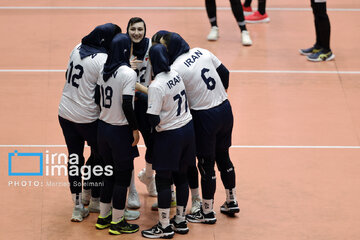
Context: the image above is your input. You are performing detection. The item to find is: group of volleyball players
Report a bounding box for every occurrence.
[58,0,334,237]
[58,15,240,238]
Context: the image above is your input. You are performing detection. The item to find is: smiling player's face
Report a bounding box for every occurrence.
[128,22,145,43]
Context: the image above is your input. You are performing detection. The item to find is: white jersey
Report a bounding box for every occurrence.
[130,39,152,87]
[171,48,228,111]
[147,70,192,132]
[59,44,106,123]
[98,65,137,126]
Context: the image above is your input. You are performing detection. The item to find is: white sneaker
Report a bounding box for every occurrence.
[88,198,100,213]
[207,26,219,41]
[241,30,252,46]
[127,190,140,209]
[190,196,202,214]
[124,209,140,221]
[71,206,89,222]
[82,189,91,206]
[138,168,157,197]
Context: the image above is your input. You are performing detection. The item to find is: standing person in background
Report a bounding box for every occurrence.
[160,33,240,224]
[126,17,157,211]
[244,0,270,23]
[58,23,121,222]
[299,0,335,62]
[141,44,196,239]
[205,0,252,46]
[95,33,140,235]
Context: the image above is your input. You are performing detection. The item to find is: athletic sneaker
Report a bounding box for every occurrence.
[245,11,270,23]
[186,209,217,224]
[190,196,202,214]
[127,190,141,209]
[124,209,140,221]
[242,4,253,16]
[220,201,240,215]
[109,217,139,235]
[299,46,322,56]
[95,212,112,229]
[88,198,100,213]
[241,30,252,46]
[306,49,335,62]
[151,198,177,211]
[138,168,157,197]
[170,217,189,234]
[71,206,89,222]
[141,223,175,239]
[207,26,219,41]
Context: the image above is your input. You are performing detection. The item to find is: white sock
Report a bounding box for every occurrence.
[112,208,125,223]
[175,206,186,223]
[226,188,237,203]
[145,162,154,177]
[129,170,136,193]
[171,185,176,200]
[83,189,91,199]
[202,199,213,214]
[158,208,170,228]
[90,197,100,203]
[100,202,111,218]
[190,188,200,199]
[72,193,83,208]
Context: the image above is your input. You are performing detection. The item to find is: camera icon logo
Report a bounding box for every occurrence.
[8,150,43,176]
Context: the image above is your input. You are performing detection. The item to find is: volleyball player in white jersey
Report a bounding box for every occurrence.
[141,44,196,239]
[148,30,201,215]
[125,17,157,210]
[160,33,240,224]
[145,30,180,212]
[95,33,140,235]
[58,23,121,222]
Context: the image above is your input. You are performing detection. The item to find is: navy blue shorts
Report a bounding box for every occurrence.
[97,120,139,171]
[58,116,98,150]
[152,120,196,172]
[191,100,233,158]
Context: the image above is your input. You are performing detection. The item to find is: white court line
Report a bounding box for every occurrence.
[1,69,360,74]
[230,70,360,74]
[1,145,360,149]
[0,70,64,73]
[0,6,359,12]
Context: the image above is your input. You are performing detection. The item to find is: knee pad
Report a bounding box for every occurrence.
[197,156,216,181]
[114,169,132,187]
[173,172,188,186]
[155,174,172,193]
[215,150,234,173]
